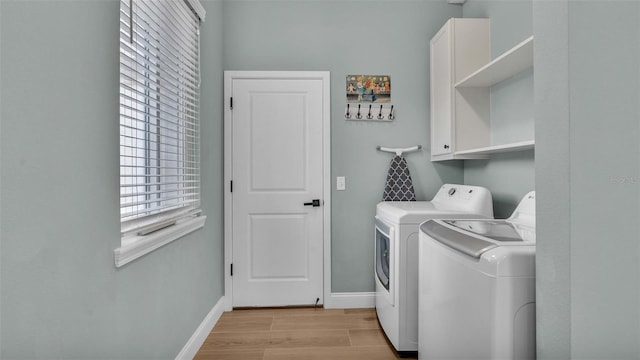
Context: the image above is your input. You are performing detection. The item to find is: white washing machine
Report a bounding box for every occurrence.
[418,191,536,360]
[374,184,494,355]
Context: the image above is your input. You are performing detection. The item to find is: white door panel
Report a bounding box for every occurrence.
[249,214,308,279]
[231,76,325,307]
[249,92,307,191]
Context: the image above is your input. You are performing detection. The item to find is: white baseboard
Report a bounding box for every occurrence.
[324,292,375,309]
[176,296,226,360]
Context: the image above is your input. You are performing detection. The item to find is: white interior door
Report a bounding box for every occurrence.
[229,73,327,307]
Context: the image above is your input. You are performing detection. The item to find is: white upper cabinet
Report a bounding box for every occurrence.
[430,18,534,162]
[430,18,491,161]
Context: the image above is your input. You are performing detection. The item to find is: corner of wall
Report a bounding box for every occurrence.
[175,296,226,360]
[532,0,571,359]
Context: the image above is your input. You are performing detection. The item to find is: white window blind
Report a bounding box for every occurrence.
[119,0,203,235]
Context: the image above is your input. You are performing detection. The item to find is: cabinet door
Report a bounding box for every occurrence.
[430,24,453,157]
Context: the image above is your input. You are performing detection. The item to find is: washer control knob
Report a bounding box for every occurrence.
[448,187,456,196]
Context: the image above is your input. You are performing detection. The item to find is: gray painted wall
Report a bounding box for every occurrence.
[535,0,640,358]
[0,0,225,358]
[462,0,535,218]
[222,0,464,292]
[568,2,639,356]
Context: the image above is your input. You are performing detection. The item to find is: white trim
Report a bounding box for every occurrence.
[223,71,233,311]
[114,216,207,268]
[324,292,376,309]
[175,296,226,360]
[321,71,332,310]
[223,71,331,310]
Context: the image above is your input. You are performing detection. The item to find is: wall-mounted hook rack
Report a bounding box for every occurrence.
[345,103,395,121]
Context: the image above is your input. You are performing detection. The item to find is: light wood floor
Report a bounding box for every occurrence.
[194,307,417,360]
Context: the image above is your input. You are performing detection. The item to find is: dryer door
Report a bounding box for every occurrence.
[375,217,394,305]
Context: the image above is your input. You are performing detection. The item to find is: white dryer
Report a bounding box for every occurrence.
[374,184,494,354]
[418,191,536,360]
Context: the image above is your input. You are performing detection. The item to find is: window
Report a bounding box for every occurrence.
[116,0,206,267]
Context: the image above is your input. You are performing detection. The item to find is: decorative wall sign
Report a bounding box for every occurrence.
[346,75,391,103]
[345,75,394,121]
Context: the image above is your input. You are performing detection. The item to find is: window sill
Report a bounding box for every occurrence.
[114,215,207,268]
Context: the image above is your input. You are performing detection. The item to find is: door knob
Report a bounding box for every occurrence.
[304,199,321,207]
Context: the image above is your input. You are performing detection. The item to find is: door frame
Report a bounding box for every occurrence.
[223,71,331,310]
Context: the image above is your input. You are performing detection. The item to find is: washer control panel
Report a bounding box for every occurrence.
[432,184,494,217]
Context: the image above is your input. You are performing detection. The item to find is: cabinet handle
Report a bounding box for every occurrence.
[444,144,450,149]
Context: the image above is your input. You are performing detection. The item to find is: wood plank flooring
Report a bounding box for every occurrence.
[194,307,417,360]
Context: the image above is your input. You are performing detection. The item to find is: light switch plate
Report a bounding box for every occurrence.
[336,176,346,191]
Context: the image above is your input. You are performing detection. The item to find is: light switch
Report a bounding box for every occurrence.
[336,176,346,191]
